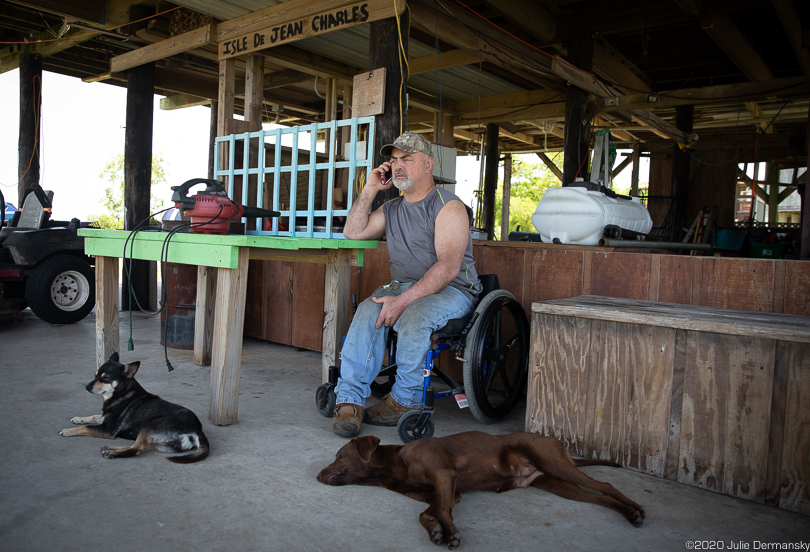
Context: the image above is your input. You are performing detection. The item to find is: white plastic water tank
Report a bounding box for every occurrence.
[531,184,653,245]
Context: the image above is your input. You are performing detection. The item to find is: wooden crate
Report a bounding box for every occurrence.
[527,295,810,515]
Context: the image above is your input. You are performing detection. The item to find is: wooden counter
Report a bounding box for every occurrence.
[527,295,810,515]
[243,241,810,355]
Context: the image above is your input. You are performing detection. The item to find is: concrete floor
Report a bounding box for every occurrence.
[1,309,808,552]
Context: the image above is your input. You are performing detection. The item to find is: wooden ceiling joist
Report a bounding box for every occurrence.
[110,24,216,73]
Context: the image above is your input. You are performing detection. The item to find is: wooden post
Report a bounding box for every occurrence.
[209,249,250,426]
[208,100,218,179]
[321,248,352,382]
[501,153,512,240]
[482,123,499,240]
[244,55,264,131]
[122,62,156,312]
[671,105,694,240]
[562,30,593,186]
[369,16,408,210]
[18,50,41,203]
[95,256,120,368]
[193,265,216,366]
[433,112,454,147]
[802,101,810,260]
[631,144,641,197]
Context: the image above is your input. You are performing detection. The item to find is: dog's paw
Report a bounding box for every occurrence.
[630,509,645,527]
[59,428,77,437]
[100,446,117,459]
[446,532,461,550]
[430,525,443,545]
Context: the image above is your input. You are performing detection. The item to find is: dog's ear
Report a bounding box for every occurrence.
[109,352,119,363]
[353,435,380,463]
[122,361,140,378]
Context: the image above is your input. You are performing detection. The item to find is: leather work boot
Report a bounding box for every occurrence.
[364,394,418,426]
[332,403,364,437]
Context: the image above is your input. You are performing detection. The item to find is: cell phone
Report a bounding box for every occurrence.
[383,169,392,184]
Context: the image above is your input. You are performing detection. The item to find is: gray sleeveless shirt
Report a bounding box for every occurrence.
[383,187,482,301]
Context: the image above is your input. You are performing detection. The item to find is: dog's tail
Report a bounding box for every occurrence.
[167,432,210,464]
[573,458,622,468]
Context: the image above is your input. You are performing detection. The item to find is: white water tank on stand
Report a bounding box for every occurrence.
[531,183,653,245]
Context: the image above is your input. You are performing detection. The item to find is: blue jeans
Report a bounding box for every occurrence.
[335,281,475,408]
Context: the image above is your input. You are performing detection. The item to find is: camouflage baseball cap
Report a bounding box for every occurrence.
[380,132,434,157]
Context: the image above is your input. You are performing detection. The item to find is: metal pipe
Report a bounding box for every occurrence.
[600,239,712,250]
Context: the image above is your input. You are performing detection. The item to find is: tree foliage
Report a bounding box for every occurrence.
[493,153,562,240]
[89,154,168,229]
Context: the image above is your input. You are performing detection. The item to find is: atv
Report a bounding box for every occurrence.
[0,184,96,324]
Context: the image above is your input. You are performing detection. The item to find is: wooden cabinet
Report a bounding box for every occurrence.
[527,295,810,515]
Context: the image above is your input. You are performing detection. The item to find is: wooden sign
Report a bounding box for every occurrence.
[219,0,406,60]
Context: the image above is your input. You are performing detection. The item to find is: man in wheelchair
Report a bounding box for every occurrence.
[332,132,483,438]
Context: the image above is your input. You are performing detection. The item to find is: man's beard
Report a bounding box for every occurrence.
[393,176,414,191]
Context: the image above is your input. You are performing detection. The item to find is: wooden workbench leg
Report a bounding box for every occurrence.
[208,248,249,426]
[95,256,119,368]
[193,265,217,366]
[321,248,352,383]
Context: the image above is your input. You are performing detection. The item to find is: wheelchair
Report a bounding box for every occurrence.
[315,274,530,443]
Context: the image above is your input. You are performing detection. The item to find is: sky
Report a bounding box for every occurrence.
[0,70,211,220]
[0,68,641,225]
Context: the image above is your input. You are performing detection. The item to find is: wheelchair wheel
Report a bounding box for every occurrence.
[397,410,435,442]
[315,384,336,417]
[462,290,529,424]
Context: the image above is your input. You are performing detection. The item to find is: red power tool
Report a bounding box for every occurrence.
[171,179,280,235]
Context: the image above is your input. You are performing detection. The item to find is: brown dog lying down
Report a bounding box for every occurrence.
[317,431,644,549]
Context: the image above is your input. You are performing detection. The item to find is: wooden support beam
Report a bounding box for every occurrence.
[244,54,264,131]
[160,94,211,110]
[370,14,408,209]
[408,48,481,75]
[600,77,809,113]
[593,41,652,95]
[110,24,216,73]
[536,152,564,182]
[485,0,556,42]
[18,50,41,203]
[122,62,156,312]
[208,249,250,426]
[218,0,406,60]
[701,13,775,82]
[630,144,641,196]
[737,168,771,203]
[260,44,356,82]
[612,154,633,178]
[501,153,512,240]
[408,0,567,90]
[773,0,810,81]
[217,0,357,42]
[482,123,499,239]
[95,256,120,368]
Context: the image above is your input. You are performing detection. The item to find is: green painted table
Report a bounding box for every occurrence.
[80,229,377,425]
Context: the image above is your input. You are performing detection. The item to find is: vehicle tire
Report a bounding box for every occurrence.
[25,254,95,324]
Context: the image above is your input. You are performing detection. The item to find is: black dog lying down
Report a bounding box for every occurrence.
[318,432,643,549]
[60,353,209,463]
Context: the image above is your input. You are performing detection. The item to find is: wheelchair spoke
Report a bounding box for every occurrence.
[462,290,529,423]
